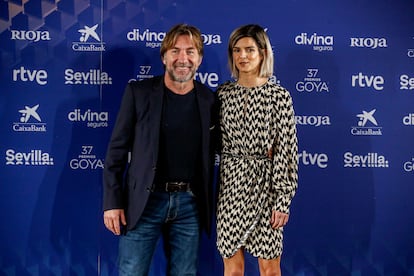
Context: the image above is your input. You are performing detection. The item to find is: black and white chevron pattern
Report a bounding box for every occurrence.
[216,81,298,260]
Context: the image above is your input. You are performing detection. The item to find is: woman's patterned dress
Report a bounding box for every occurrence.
[216,81,298,259]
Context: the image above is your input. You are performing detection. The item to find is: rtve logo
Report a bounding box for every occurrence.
[12,66,48,85]
[351,72,384,91]
[298,150,328,168]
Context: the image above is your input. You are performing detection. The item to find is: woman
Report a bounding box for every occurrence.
[216,24,298,276]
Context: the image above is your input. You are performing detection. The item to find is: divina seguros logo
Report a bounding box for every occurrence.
[127,28,222,48]
[68,109,108,128]
[295,33,334,52]
[403,113,414,125]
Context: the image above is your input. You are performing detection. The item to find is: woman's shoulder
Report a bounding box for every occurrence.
[217,80,236,91]
[266,82,292,98]
[216,81,237,98]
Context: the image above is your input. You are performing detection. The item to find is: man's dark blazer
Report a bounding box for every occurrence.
[103,75,217,234]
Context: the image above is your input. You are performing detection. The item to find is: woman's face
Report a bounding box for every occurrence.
[232,37,263,77]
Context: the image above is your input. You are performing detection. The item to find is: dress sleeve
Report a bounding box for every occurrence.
[271,88,298,214]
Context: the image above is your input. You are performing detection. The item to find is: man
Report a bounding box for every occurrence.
[103,24,217,275]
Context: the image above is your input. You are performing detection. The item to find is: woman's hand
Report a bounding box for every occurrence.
[270,210,289,229]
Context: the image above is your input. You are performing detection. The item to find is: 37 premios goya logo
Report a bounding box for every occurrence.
[296,68,329,93]
[69,146,104,170]
[404,157,414,172]
[407,36,414,58]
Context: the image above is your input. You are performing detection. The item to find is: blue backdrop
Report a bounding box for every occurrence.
[1,0,413,275]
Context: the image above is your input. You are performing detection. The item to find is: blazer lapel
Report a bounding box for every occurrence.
[195,82,210,160]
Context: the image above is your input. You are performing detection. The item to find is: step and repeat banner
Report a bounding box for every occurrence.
[1,0,413,275]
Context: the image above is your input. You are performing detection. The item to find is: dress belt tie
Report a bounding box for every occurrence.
[222,152,269,160]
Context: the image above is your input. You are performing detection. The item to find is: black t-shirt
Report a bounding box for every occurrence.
[154,86,201,185]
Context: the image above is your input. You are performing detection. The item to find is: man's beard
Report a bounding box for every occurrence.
[166,63,196,83]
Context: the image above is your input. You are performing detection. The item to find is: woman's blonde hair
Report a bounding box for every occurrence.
[227,24,273,79]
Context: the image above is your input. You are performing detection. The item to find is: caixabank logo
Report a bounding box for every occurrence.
[12,104,47,132]
[351,109,382,136]
[72,24,105,52]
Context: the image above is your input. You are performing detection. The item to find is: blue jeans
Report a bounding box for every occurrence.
[118,191,200,276]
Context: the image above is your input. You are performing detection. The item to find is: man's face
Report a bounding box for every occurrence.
[163,35,202,83]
